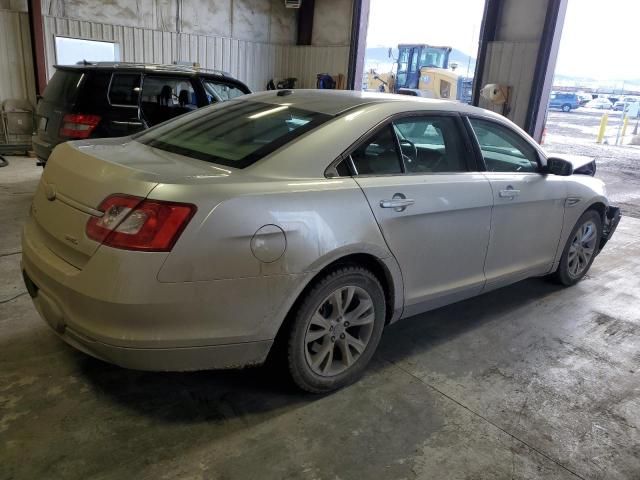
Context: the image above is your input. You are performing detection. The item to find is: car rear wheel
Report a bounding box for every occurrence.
[287,266,386,393]
[562,104,571,112]
[553,210,602,286]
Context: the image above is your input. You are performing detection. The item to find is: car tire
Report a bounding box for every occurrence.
[562,104,571,112]
[553,210,602,286]
[287,266,386,393]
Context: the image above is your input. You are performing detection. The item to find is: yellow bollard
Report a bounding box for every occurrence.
[621,115,629,139]
[597,112,608,144]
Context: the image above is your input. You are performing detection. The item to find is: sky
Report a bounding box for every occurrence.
[555,0,640,80]
[366,0,640,81]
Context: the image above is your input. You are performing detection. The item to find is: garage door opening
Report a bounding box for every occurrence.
[543,0,640,218]
[361,0,484,104]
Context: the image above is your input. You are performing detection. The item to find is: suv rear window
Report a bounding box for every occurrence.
[43,70,83,105]
[135,100,331,168]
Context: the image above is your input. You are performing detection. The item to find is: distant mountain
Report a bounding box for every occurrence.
[365,46,477,77]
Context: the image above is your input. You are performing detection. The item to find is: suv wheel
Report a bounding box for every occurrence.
[562,104,571,112]
[287,266,386,393]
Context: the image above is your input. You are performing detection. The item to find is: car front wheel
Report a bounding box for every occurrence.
[562,104,571,112]
[553,210,602,286]
[287,266,386,393]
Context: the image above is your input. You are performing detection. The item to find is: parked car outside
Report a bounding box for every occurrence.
[22,91,621,393]
[585,98,613,109]
[32,62,251,164]
[549,92,581,112]
[613,97,639,111]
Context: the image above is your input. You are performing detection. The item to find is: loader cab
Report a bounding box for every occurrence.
[394,44,451,92]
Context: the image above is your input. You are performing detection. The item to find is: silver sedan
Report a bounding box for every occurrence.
[22,90,620,392]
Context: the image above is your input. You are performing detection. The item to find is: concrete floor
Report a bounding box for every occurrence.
[1,156,639,480]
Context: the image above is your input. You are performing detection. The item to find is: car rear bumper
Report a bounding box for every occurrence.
[21,217,307,371]
[23,272,272,370]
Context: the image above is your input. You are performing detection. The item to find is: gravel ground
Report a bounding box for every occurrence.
[543,108,640,218]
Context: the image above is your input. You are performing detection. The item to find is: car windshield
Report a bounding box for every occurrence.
[135,100,331,168]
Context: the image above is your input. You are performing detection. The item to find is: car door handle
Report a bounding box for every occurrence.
[380,199,415,209]
[498,189,520,198]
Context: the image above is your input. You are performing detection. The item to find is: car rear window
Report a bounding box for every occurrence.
[42,69,83,105]
[134,100,331,168]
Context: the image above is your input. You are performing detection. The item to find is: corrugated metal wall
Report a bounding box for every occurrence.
[43,15,350,91]
[287,46,350,89]
[478,41,539,128]
[0,9,36,104]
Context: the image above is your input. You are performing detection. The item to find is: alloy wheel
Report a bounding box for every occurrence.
[567,220,597,278]
[304,286,375,376]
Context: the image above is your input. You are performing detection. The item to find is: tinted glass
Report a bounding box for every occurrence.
[203,79,246,103]
[109,74,141,106]
[140,76,197,126]
[42,70,83,105]
[135,101,331,168]
[351,125,402,175]
[394,116,467,173]
[75,72,111,109]
[335,160,351,177]
[469,118,539,173]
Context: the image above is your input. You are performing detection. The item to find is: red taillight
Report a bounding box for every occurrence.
[86,195,196,251]
[59,113,101,139]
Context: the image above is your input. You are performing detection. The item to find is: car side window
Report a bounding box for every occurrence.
[140,76,198,126]
[469,118,540,173]
[393,116,467,173]
[350,125,403,175]
[109,74,141,106]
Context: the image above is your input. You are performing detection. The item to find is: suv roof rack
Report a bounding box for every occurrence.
[58,60,230,77]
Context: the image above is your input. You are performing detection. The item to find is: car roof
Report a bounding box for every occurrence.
[244,89,490,117]
[54,61,232,79]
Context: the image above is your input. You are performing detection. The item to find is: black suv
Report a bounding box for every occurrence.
[32,62,251,164]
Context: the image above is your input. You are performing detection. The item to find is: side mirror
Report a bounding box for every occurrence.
[546,157,573,176]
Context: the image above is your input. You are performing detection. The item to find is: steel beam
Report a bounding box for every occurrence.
[347,0,369,90]
[524,0,569,141]
[27,0,47,96]
[471,0,502,106]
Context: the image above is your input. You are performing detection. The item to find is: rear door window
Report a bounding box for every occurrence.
[350,125,403,175]
[108,74,141,106]
[140,75,198,126]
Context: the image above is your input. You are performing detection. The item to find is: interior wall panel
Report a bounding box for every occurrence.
[478,41,539,128]
[42,15,350,92]
[0,9,36,104]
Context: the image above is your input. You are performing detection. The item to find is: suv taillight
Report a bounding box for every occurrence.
[86,195,196,252]
[59,113,101,139]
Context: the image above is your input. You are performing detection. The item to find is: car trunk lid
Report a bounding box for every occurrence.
[33,138,228,268]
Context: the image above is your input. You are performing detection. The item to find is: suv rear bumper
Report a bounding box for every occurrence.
[32,134,55,163]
